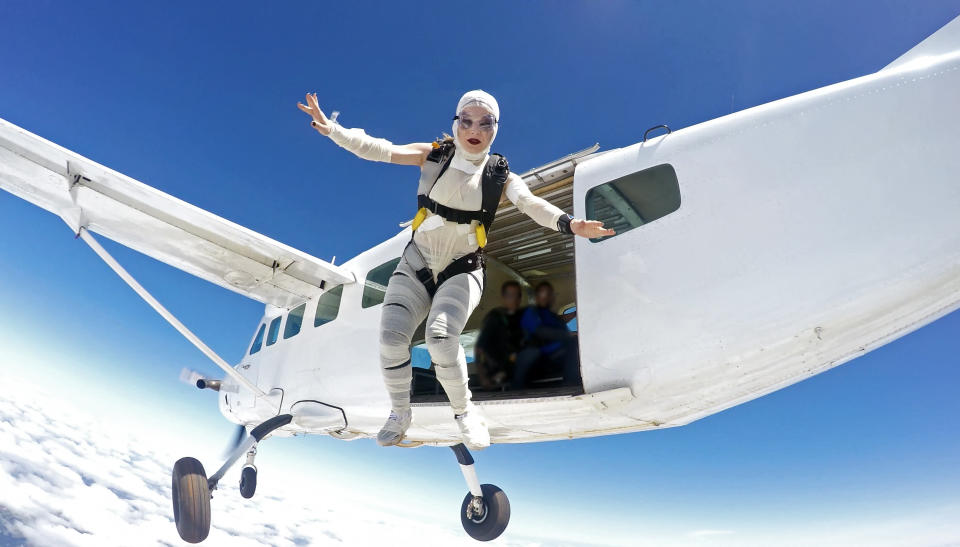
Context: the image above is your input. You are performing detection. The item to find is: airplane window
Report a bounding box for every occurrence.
[266,316,282,346]
[284,303,306,339]
[561,305,578,332]
[249,323,266,355]
[585,163,680,242]
[315,285,343,327]
[362,257,402,308]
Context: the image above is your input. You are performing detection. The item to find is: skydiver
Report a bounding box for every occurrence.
[298,89,613,449]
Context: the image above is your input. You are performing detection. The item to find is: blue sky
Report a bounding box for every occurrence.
[2,2,960,545]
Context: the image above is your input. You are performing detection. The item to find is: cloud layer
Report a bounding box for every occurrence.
[2,370,957,547]
[0,376,562,547]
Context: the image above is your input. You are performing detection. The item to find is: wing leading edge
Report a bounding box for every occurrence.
[0,117,355,308]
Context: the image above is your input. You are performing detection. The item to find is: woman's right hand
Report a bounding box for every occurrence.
[298,92,432,166]
[297,92,332,136]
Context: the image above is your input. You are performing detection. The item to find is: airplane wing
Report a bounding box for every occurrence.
[0,116,355,309]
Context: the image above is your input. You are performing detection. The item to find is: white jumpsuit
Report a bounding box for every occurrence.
[378,162,567,414]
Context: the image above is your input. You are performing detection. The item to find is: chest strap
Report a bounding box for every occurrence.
[416,194,486,224]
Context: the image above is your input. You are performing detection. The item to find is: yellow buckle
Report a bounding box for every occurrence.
[476,224,487,248]
[411,207,428,231]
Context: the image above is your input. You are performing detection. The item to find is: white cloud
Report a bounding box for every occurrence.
[0,374,585,547]
[687,530,734,539]
[2,369,959,547]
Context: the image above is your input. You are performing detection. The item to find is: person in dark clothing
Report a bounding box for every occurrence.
[474,280,526,388]
[512,281,580,389]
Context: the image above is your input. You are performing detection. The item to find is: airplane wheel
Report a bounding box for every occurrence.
[460,484,510,541]
[240,465,257,499]
[172,457,211,544]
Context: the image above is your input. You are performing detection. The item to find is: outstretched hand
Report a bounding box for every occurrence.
[297,93,332,136]
[571,218,615,238]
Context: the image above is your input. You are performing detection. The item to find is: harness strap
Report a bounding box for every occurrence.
[479,153,509,233]
[417,194,486,224]
[411,141,510,244]
[413,249,485,298]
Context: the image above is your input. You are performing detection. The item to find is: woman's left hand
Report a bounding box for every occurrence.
[571,218,615,238]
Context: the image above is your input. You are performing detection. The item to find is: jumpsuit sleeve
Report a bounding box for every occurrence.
[504,172,566,231]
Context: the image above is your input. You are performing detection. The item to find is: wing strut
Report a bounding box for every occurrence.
[76,227,269,400]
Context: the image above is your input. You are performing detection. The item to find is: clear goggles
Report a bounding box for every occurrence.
[453,112,497,132]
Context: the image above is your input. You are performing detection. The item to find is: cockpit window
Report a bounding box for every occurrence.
[284,303,306,339]
[249,323,266,355]
[362,257,402,308]
[315,285,343,327]
[585,163,680,242]
[266,316,282,346]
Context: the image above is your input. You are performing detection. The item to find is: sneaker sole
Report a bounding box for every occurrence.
[377,433,405,447]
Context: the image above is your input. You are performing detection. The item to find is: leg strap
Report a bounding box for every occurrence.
[415,266,438,297]
[414,249,485,298]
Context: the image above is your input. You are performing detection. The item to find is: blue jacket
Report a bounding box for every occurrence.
[520,306,568,354]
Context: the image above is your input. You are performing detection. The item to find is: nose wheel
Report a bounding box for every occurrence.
[239,465,258,499]
[239,445,258,499]
[450,444,510,541]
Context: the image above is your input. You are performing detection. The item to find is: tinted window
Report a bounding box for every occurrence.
[362,257,401,308]
[266,316,282,346]
[249,323,266,355]
[315,285,343,327]
[561,305,578,332]
[585,163,680,242]
[283,303,306,339]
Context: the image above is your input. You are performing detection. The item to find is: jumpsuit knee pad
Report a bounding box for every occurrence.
[378,270,427,370]
[379,326,412,368]
[426,310,473,415]
[425,322,463,366]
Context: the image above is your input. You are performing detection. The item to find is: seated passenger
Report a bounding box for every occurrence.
[512,281,580,389]
[474,280,526,389]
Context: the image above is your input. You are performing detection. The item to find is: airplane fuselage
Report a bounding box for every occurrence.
[220,50,960,445]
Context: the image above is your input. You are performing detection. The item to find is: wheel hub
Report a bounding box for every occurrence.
[466,495,487,523]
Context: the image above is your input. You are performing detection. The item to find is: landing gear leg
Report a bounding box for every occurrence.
[207,414,291,493]
[171,414,292,544]
[450,443,510,541]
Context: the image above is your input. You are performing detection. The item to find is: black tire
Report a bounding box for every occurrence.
[240,465,257,499]
[172,457,211,544]
[460,484,510,541]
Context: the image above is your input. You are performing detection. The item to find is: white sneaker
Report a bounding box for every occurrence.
[454,404,490,449]
[377,408,412,447]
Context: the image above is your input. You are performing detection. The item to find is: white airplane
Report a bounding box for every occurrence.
[2,15,959,544]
